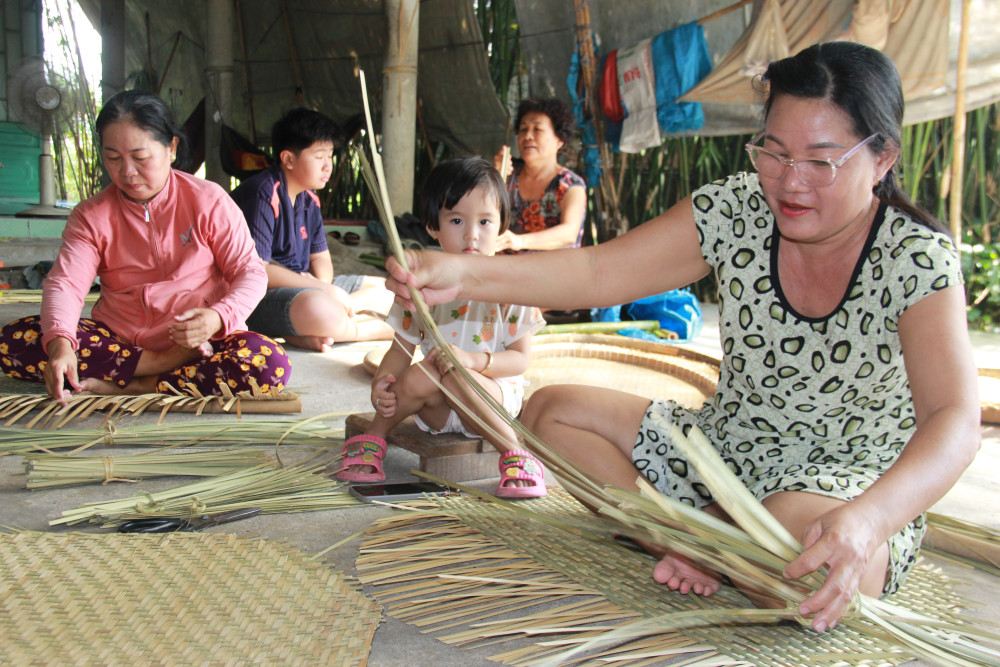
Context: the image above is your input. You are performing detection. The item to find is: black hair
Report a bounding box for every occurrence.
[760,41,945,234]
[514,98,576,147]
[421,157,511,233]
[95,89,191,169]
[270,107,340,157]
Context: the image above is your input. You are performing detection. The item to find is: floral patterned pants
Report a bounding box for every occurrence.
[0,316,292,396]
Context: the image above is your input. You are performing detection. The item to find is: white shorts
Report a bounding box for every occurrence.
[414,376,524,438]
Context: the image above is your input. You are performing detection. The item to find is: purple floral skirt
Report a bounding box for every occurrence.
[0,316,292,396]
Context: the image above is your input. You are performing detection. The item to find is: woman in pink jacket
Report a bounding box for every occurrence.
[0,90,290,401]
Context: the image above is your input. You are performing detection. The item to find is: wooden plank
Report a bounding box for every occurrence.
[422,451,498,482]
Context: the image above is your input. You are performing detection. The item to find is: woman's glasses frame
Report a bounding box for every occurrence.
[745,132,878,187]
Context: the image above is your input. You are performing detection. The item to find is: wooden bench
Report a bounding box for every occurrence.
[344,412,497,482]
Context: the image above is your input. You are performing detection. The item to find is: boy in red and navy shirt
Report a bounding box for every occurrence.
[231,108,392,351]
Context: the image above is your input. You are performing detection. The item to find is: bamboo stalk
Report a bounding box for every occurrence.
[536,320,660,335]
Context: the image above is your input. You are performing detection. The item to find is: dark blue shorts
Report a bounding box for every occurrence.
[246,276,364,337]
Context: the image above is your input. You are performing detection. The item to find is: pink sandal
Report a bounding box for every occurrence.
[337,434,387,483]
[496,450,546,499]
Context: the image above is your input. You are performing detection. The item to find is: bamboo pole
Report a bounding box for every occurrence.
[949,0,972,240]
[697,0,754,26]
[573,0,624,240]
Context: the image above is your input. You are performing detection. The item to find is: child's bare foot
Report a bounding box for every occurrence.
[284,335,334,352]
[653,552,721,596]
[340,462,377,477]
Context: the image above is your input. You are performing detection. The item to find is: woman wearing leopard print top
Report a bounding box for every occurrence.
[384,42,980,634]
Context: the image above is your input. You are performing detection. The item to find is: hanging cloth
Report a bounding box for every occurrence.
[741,0,790,77]
[600,49,625,123]
[834,0,910,50]
[617,38,661,153]
[651,21,712,134]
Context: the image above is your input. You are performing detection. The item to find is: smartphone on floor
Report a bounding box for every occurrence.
[348,481,454,503]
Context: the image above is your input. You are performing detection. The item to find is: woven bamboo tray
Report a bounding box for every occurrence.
[357,490,967,667]
[0,531,380,665]
[364,333,721,409]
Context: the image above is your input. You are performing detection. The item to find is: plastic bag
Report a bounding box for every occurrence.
[591,289,703,343]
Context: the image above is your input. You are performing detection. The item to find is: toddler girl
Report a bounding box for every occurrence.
[338,157,546,498]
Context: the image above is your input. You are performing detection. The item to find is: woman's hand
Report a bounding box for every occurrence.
[783,503,885,632]
[44,336,81,404]
[372,374,397,417]
[493,145,512,182]
[385,251,464,310]
[168,308,223,350]
[495,230,523,253]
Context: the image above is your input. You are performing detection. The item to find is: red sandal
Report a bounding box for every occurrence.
[496,450,546,499]
[337,434,387,483]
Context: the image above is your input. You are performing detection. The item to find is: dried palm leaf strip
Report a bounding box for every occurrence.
[23,448,275,489]
[357,490,980,667]
[923,512,1000,577]
[0,531,379,664]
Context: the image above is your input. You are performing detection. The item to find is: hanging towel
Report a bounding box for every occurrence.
[617,38,661,153]
[651,21,713,134]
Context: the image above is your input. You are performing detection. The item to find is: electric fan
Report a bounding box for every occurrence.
[6,55,78,218]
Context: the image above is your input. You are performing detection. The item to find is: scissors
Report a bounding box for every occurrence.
[118,507,263,533]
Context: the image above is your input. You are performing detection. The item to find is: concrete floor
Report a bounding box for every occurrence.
[1,295,998,666]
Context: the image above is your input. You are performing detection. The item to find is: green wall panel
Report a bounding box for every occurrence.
[0,121,41,200]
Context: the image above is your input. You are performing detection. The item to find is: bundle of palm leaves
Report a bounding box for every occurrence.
[0,418,343,457]
[50,463,359,528]
[23,448,275,489]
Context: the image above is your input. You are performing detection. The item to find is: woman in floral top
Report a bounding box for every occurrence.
[494,98,587,253]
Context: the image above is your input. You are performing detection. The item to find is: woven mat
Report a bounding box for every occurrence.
[0,532,380,665]
[357,490,966,667]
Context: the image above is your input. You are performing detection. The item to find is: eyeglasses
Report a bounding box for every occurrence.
[745,132,878,187]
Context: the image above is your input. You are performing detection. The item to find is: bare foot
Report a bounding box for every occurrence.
[283,335,334,352]
[77,377,127,395]
[77,376,158,395]
[337,462,377,479]
[498,479,532,489]
[652,552,722,596]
